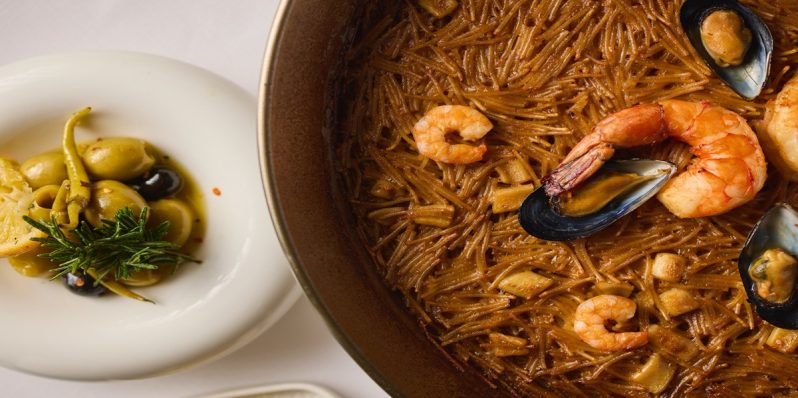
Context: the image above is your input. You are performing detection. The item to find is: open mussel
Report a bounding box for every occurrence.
[739,204,798,329]
[680,0,773,100]
[519,159,676,241]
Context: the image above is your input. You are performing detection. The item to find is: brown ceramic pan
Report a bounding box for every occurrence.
[258,1,514,397]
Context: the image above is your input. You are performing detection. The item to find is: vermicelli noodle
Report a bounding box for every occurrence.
[335,0,798,395]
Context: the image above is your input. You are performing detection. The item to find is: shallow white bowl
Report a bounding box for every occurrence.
[0,52,300,380]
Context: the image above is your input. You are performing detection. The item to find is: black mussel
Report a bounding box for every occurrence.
[64,270,107,297]
[739,204,798,329]
[680,0,773,100]
[127,166,183,201]
[519,159,676,241]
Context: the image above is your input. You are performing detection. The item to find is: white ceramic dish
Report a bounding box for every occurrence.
[192,382,341,398]
[0,52,300,380]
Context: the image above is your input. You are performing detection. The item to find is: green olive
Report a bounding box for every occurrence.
[148,198,194,246]
[82,138,156,181]
[84,180,147,227]
[8,246,54,277]
[20,152,68,189]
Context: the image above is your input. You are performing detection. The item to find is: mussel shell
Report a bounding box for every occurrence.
[680,0,773,100]
[739,204,798,329]
[519,159,676,241]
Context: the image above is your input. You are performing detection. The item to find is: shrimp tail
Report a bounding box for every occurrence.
[543,142,614,196]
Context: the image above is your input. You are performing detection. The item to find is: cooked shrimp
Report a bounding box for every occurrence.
[755,74,798,181]
[543,100,767,218]
[412,105,493,164]
[573,294,649,351]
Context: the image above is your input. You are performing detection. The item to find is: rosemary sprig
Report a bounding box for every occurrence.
[23,207,198,282]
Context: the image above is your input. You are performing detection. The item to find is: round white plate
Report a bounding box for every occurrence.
[192,382,341,398]
[0,52,300,380]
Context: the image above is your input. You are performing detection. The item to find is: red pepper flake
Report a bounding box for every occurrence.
[194,237,204,243]
[212,187,222,196]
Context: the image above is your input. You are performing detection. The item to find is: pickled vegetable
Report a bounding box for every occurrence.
[20,152,67,189]
[64,270,107,297]
[82,137,155,181]
[84,180,147,227]
[148,198,194,246]
[128,166,183,201]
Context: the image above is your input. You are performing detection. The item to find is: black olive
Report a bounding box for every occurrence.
[127,166,183,201]
[64,271,107,296]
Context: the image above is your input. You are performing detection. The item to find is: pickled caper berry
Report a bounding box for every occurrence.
[64,271,107,296]
[128,166,183,201]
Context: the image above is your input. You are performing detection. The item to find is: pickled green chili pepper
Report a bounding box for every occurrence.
[50,180,71,227]
[86,269,154,304]
[62,107,92,230]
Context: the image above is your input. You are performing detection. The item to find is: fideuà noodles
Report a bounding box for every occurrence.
[335,0,798,395]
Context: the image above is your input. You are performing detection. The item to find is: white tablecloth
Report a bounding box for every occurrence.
[0,1,387,397]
